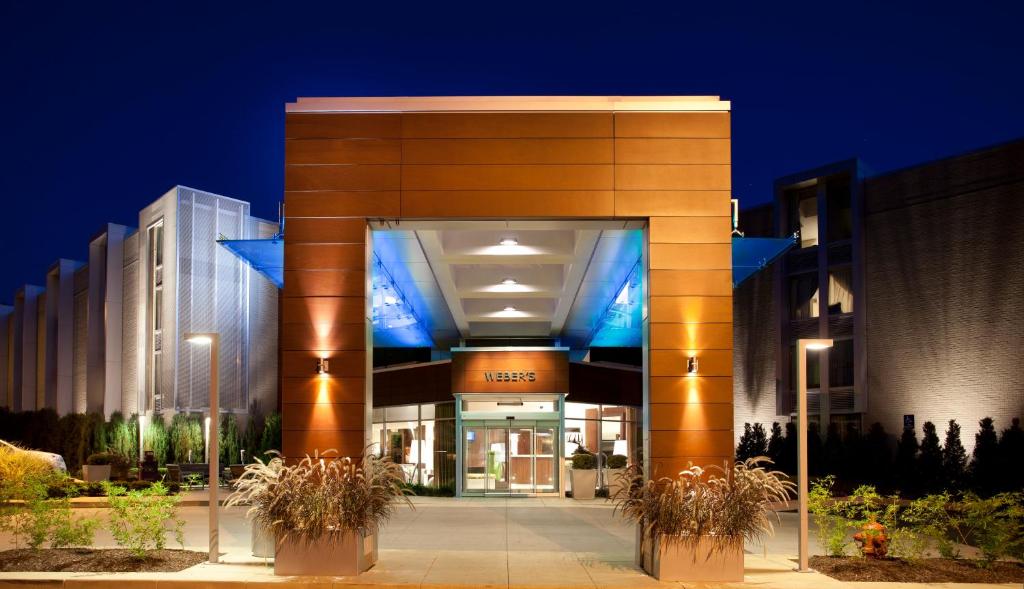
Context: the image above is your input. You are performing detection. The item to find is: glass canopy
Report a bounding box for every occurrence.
[217,235,795,347]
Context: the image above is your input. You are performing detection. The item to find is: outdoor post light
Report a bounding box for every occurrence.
[796,338,832,572]
[186,332,220,564]
[137,414,147,466]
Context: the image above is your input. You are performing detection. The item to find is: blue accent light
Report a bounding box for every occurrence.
[217,238,283,288]
[731,236,797,287]
[588,257,643,347]
[371,252,433,348]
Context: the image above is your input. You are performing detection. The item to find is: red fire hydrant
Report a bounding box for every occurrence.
[853,518,889,558]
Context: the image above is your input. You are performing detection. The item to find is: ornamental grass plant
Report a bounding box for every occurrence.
[614,457,793,552]
[238,450,412,547]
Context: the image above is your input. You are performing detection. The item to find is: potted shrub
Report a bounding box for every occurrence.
[605,454,628,498]
[570,452,597,500]
[109,451,130,480]
[83,452,114,482]
[224,452,285,558]
[241,450,412,576]
[615,457,793,582]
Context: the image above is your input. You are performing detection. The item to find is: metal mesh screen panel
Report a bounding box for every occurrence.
[72,290,88,413]
[121,258,139,414]
[175,189,250,412]
[246,218,279,413]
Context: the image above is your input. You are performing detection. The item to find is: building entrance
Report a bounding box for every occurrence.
[462,420,558,495]
[455,389,565,497]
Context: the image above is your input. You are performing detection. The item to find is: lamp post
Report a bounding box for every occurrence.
[186,332,219,564]
[796,338,832,573]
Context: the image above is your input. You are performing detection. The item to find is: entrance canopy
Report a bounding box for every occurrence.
[731,236,796,287]
[219,231,794,346]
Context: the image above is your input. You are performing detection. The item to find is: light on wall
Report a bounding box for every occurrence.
[687,355,699,375]
[316,357,330,376]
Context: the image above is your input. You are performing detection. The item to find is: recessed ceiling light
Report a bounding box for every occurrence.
[503,306,516,312]
[501,278,517,286]
[499,237,518,246]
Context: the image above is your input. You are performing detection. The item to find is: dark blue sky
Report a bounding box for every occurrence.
[2,1,1023,299]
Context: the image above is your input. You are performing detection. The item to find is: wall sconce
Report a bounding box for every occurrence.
[687,355,699,375]
[316,357,329,375]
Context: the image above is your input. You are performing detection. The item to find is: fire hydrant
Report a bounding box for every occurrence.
[853,517,889,558]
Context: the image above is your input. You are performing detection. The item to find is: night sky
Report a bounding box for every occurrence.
[2,1,1022,300]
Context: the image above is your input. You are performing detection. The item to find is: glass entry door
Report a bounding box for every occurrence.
[463,420,558,495]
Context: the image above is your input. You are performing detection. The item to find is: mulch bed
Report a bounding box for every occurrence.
[810,555,1024,583]
[0,548,206,572]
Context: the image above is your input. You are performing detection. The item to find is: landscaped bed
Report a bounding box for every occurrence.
[0,548,205,572]
[810,555,1024,583]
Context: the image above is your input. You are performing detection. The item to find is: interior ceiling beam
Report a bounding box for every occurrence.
[415,229,471,338]
[549,230,601,336]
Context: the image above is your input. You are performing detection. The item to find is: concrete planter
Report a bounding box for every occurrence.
[274,529,378,576]
[605,468,627,498]
[82,464,111,483]
[636,525,743,582]
[252,522,274,558]
[569,469,597,500]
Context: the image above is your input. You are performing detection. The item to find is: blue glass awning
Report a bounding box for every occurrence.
[731,236,796,287]
[217,238,284,288]
[217,235,795,343]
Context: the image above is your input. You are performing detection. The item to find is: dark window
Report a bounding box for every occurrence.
[786,186,819,248]
[789,273,819,320]
[829,339,855,387]
[790,344,821,390]
[827,177,853,241]
[827,267,854,315]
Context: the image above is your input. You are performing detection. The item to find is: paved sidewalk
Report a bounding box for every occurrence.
[1,497,1013,587]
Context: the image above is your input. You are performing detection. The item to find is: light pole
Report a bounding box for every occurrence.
[186,332,219,564]
[796,338,832,573]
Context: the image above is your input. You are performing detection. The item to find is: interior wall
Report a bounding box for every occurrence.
[282,104,734,469]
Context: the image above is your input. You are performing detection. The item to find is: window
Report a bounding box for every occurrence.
[790,344,822,390]
[146,219,164,412]
[789,273,819,320]
[787,186,818,248]
[828,267,854,315]
[827,177,853,241]
[372,402,455,489]
[829,339,855,388]
[830,414,862,439]
[564,402,642,491]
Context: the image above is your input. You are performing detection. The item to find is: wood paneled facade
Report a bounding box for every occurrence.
[282,97,733,473]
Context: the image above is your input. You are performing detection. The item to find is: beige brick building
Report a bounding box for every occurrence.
[734,139,1024,452]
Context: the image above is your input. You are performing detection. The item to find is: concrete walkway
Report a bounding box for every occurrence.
[0,497,1014,588]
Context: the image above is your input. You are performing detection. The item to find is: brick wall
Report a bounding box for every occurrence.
[732,268,782,442]
[732,140,1024,452]
[864,142,1024,450]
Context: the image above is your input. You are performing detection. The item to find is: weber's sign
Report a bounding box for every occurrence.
[484,370,536,383]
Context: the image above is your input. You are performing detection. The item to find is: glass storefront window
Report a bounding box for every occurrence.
[564,402,642,492]
[600,405,638,422]
[386,405,418,421]
[371,402,455,489]
[564,402,600,420]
